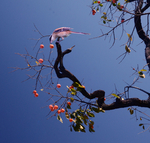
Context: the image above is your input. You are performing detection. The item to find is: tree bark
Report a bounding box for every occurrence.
[54,41,150,110]
[134,0,150,69]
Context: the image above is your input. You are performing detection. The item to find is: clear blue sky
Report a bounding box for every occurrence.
[0,0,150,142]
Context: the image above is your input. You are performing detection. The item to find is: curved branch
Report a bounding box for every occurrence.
[102,97,150,110]
[53,40,105,106]
[125,86,150,96]
[134,0,150,44]
[134,0,150,69]
[54,40,150,110]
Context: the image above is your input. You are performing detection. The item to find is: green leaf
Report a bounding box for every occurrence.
[83,115,89,120]
[138,71,145,78]
[139,123,143,126]
[57,115,63,123]
[71,91,76,95]
[130,109,134,115]
[111,93,120,98]
[138,70,146,78]
[127,33,132,41]
[101,16,104,19]
[104,16,107,20]
[143,125,145,130]
[76,110,81,116]
[99,3,103,7]
[73,123,80,132]
[80,124,86,132]
[103,20,106,24]
[81,114,87,125]
[80,128,86,132]
[75,109,80,112]
[138,71,143,75]
[125,45,131,53]
[78,84,85,89]
[70,113,75,119]
[139,74,145,78]
[82,118,88,125]
[65,112,70,119]
[72,82,80,87]
[89,126,95,132]
[87,112,95,117]
[72,82,84,91]
[91,107,100,113]
[67,104,71,109]
[93,0,98,3]
[70,97,74,102]
[89,120,94,125]
[80,108,85,113]
[70,87,77,95]
[71,88,76,92]
[76,116,83,124]
[90,128,95,132]
[140,69,147,72]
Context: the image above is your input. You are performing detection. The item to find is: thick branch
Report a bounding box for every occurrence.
[102,97,150,110]
[54,41,150,109]
[134,0,150,69]
[53,41,105,103]
[134,0,150,45]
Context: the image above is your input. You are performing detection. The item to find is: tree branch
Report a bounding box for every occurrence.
[54,40,150,110]
[54,40,105,106]
[134,0,150,69]
[134,0,149,44]
[102,97,150,110]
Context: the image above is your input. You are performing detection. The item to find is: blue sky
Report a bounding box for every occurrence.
[1,0,150,142]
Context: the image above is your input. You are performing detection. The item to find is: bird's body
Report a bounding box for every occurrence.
[49,27,90,43]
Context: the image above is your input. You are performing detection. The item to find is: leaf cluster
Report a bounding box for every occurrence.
[57,103,105,132]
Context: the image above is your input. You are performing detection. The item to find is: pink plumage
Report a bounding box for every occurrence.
[49,27,90,43]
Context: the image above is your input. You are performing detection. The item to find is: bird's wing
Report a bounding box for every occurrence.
[62,27,73,31]
[53,27,73,33]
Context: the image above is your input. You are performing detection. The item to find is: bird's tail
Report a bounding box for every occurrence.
[71,31,90,35]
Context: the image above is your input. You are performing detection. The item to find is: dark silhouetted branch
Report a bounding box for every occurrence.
[134,0,150,69]
[54,40,150,110]
[54,40,105,106]
[102,97,150,110]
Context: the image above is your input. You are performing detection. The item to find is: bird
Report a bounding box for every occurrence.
[49,27,90,43]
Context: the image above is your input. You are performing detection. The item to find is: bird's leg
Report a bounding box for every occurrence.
[56,37,61,44]
[56,37,64,43]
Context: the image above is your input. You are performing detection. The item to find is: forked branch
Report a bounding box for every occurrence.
[53,40,105,107]
[54,39,150,110]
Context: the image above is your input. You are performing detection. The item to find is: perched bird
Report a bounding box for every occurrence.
[49,27,90,43]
